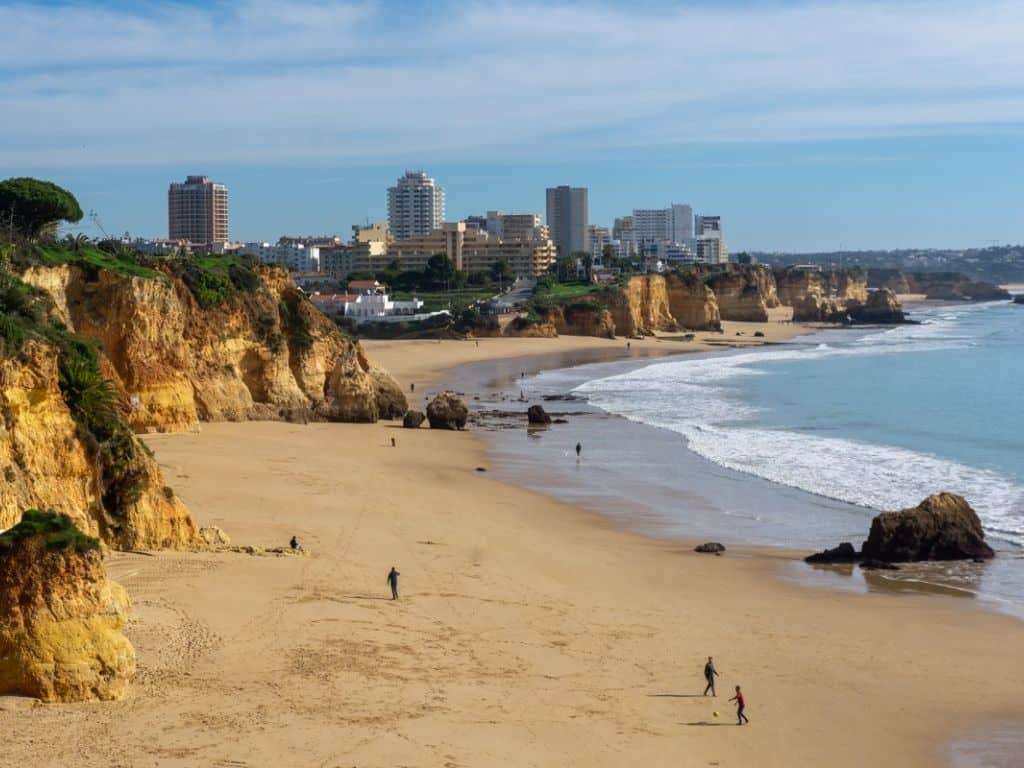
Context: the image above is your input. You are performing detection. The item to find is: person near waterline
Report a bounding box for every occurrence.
[387,566,401,600]
[290,535,303,552]
[575,442,582,458]
[729,685,749,725]
[703,656,719,696]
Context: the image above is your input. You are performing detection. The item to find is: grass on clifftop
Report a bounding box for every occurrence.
[31,243,163,279]
[0,510,100,556]
[173,255,263,309]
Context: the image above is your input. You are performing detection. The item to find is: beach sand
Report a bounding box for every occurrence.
[3,320,1023,767]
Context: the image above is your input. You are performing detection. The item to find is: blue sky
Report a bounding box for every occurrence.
[3,0,1024,251]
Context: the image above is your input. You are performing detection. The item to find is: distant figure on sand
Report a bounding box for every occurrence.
[729,685,749,725]
[575,442,582,458]
[627,341,631,350]
[387,566,401,600]
[410,382,415,393]
[704,656,719,696]
[290,536,303,552]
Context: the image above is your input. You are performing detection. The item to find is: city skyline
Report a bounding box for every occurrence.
[4,1,1024,251]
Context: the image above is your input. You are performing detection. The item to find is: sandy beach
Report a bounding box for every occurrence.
[3,320,1023,767]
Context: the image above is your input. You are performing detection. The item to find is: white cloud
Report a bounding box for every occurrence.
[2,0,1023,166]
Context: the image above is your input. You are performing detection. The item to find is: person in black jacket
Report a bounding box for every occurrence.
[703,656,719,696]
[387,566,401,600]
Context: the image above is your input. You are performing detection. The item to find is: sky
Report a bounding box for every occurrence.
[3,0,1024,252]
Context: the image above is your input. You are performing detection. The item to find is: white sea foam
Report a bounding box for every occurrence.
[574,309,1024,545]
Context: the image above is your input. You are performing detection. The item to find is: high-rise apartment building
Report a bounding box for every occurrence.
[695,215,722,237]
[482,211,548,241]
[586,225,611,258]
[387,171,445,240]
[168,175,229,244]
[694,215,728,264]
[545,186,589,255]
[632,203,693,245]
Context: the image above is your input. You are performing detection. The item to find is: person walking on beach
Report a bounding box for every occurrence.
[387,566,401,600]
[703,656,719,696]
[575,441,582,458]
[729,685,749,725]
[410,382,415,393]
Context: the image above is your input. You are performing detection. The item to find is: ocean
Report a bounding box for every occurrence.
[473,296,1024,617]
[575,299,1024,548]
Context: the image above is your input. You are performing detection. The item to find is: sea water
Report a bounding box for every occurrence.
[574,299,1024,548]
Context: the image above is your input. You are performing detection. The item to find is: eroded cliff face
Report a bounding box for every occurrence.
[22,265,405,432]
[606,276,677,336]
[774,267,870,322]
[703,270,772,322]
[0,341,199,549]
[867,270,1011,301]
[665,273,722,331]
[542,305,616,338]
[0,512,136,702]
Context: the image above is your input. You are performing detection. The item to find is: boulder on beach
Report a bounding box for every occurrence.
[804,542,858,564]
[1014,295,1024,305]
[426,392,469,430]
[199,526,231,548]
[527,405,552,425]
[695,542,726,554]
[402,410,426,429]
[0,511,136,702]
[861,493,995,562]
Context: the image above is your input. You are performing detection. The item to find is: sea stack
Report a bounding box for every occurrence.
[0,511,136,702]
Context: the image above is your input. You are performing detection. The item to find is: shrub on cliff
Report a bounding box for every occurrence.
[0,510,99,557]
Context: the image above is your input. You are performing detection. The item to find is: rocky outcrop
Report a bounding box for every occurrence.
[0,341,200,550]
[542,304,616,339]
[867,269,1011,301]
[199,526,231,548]
[805,493,995,565]
[0,511,136,702]
[1014,295,1024,305]
[402,410,426,428]
[504,316,559,338]
[665,273,721,331]
[848,288,906,324]
[694,542,726,554]
[804,542,858,564]
[426,392,468,430]
[527,405,552,424]
[775,267,868,322]
[605,275,677,337]
[703,269,773,322]
[21,264,402,432]
[861,493,995,562]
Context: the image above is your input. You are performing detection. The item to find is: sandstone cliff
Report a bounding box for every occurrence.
[22,263,405,431]
[703,268,774,322]
[533,274,720,338]
[0,511,136,702]
[665,273,722,331]
[867,269,1011,301]
[775,267,873,322]
[847,287,906,324]
[540,304,615,338]
[0,340,199,549]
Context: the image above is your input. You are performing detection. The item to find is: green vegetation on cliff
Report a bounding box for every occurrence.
[0,510,100,556]
[0,263,153,526]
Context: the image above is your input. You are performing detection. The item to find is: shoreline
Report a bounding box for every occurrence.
[3,320,1021,767]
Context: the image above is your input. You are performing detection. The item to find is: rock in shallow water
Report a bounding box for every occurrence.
[695,542,726,554]
[861,492,994,562]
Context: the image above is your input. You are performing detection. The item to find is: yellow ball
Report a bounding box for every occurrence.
[713,711,719,717]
